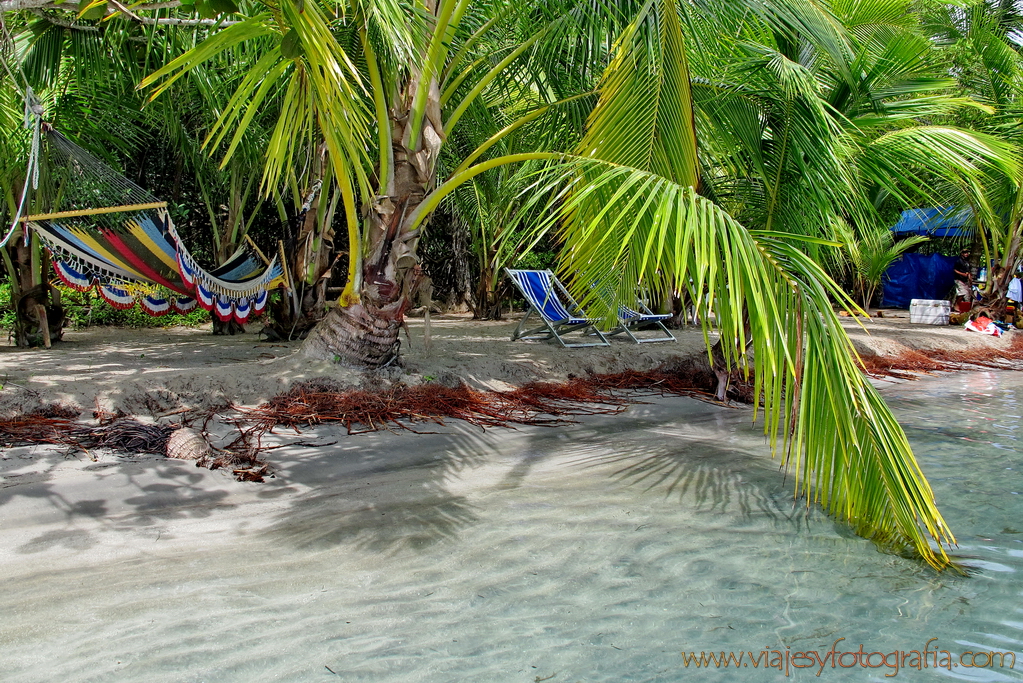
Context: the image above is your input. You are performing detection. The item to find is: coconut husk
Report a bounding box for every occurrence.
[165,427,212,463]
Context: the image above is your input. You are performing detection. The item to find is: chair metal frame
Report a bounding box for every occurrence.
[506,268,610,348]
[607,300,676,344]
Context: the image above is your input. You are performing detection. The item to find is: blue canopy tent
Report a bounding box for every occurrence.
[881,207,972,308]
[889,206,973,238]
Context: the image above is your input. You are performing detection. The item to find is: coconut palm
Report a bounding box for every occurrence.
[689,0,1012,246]
[515,0,1015,568]
[834,220,928,309]
[920,0,1023,309]
[524,0,979,569]
[140,0,638,363]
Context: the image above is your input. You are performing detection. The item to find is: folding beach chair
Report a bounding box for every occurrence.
[608,301,676,344]
[506,269,610,348]
[588,281,676,343]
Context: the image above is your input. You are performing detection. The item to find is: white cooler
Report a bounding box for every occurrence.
[909,299,950,325]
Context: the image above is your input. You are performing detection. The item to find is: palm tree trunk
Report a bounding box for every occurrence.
[980,223,1022,317]
[304,76,442,366]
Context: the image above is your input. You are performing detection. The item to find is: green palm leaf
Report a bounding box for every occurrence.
[555,0,956,569]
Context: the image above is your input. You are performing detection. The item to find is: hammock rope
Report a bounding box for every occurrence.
[0,89,43,250]
[24,129,285,324]
[0,18,41,248]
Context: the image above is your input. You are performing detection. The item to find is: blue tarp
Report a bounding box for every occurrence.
[881,253,957,309]
[890,206,973,238]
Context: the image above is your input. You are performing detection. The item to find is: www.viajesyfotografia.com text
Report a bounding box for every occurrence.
[681,638,1016,677]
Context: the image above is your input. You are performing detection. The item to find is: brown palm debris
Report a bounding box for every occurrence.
[4,339,1022,484]
[232,466,270,483]
[232,364,732,442]
[92,396,125,425]
[0,413,172,454]
[236,380,630,436]
[859,350,946,379]
[0,413,83,447]
[0,411,264,482]
[93,419,174,452]
[858,336,1023,379]
[588,367,718,397]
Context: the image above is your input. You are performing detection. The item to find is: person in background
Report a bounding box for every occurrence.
[953,249,973,311]
[1008,268,1023,321]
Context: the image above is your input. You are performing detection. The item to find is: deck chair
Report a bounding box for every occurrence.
[506,269,610,348]
[608,301,676,343]
[589,282,676,343]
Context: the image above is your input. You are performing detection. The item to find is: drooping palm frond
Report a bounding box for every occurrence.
[550,0,958,569]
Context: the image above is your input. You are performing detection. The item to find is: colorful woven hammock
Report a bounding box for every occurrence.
[22,130,285,324]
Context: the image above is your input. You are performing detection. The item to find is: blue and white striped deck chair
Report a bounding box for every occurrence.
[506,269,610,348]
[609,301,676,344]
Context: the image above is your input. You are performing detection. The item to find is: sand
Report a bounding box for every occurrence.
[0,308,1016,417]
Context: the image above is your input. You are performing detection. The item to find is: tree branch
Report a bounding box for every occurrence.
[5,0,237,26]
[29,8,98,30]
[1,0,53,11]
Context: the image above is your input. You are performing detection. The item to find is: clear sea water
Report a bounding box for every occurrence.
[2,371,1023,682]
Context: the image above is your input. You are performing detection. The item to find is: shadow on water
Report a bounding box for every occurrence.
[545,400,810,529]
[258,395,815,558]
[257,424,506,555]
[0,445,237,554]
[3,390,812,561]
[570,441,796,523]
[255,394,822,560]
[266,490,479,553]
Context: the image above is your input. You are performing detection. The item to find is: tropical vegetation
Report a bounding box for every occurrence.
[2,0,1023,569]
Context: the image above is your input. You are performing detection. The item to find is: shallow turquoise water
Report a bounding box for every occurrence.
[2,372,1023,681]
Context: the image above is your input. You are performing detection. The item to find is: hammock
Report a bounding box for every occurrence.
[22,130,285,324]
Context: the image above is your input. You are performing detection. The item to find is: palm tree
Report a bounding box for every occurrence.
[528,0,972,569]
[835,220,928,309]
[141,0,634,364]
[921,0,1023,310]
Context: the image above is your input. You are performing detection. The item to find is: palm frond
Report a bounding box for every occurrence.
[549,0,956,569]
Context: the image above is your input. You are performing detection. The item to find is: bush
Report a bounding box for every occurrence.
[511,250,558,271]
[60,287,211,328]
[0,282,15,329]
[0,281,211,332]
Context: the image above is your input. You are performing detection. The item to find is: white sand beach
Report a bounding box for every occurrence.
[0,310,1017,416]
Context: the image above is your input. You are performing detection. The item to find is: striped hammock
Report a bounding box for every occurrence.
[23,130,285,324]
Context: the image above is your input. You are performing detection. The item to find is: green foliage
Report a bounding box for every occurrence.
[835,220,930,308]
[0,284,212,331]
[510,249,557,271]
[0,283,17,331]
[59,288,210,329]
[537,0,961,569]
[2,280,273,335]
